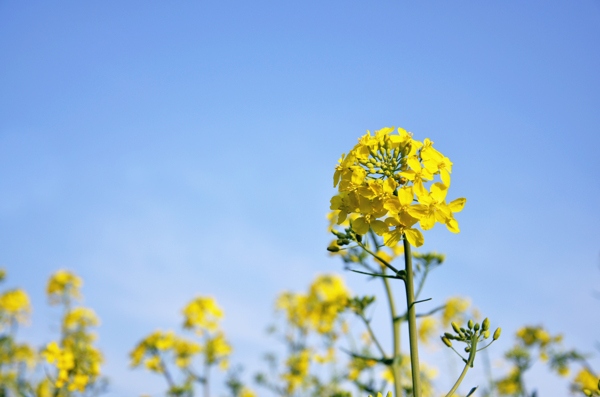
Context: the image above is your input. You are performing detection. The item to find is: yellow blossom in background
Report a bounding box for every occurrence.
[205,331,232,369]
[572,368,600,396]
[47,269,82,305]
[418,317,438,345]
[0,289,31,325]
[239,387,257,397]
[282,349,311,394]
[64,307,100,330]
[182,296,224,335]
[442,296,471,326]
[496,367,522,395]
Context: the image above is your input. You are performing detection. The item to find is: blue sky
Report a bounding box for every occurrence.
[1,1,599,395]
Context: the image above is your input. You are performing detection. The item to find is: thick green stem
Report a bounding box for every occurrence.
[403,237,422,397]
[367,229,402,397]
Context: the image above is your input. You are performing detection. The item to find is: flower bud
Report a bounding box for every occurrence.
[444,332,454,339]
[484,330,490,339]
[441,336,452,347]
[482,318,490,331]
[327,246,340,252]
[468,320,474,329]
[337,239,345,245]
[493,328,501,340]
[355,234,362,243]
[341,239,350,245]
[465,346,470,352]
[474,323,480,331]
[451,322,460,334]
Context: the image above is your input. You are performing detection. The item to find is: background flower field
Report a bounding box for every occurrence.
[0,1,599,396]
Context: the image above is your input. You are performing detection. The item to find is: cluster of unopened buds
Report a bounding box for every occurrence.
[441,318,501,365]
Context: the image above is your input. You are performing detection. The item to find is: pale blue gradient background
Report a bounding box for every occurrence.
[1,1,599,396]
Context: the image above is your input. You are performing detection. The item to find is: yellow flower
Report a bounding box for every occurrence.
[282,349,311,394]
[330,192,360,225]
[182,296,224,335]
[205,331,232,366]
[442,297,471,326]
[334,152,357,188]
[68,374,89,392]
[64,307,100,330]
[0,289,31,327]
[418,317,438,344]
[47,270,82,305]
[144,355,163,373]
[572,368,599,395]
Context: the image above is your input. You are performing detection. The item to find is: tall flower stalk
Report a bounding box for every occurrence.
[328,127,498,397]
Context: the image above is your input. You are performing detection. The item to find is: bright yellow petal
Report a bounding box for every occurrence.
[384,216,400,227]
[420,214,436,230]
[334,170,341,188]
[422,158,439,174]
[430,183,448,202]
[400,170,417,181]
[414,180,428,199]
[383,178,398,194]
[353,217,369,235]
[448,198,466,213]
[370,220,389,236]
[384,229,403,247]
[337,211,348,225]
[446,218,460,233]
[351,167,367,185]
[440,169,451,187]
[404,228,424,247]
[398,211,419,227]
[358,196,372,214]
[407,204,428,219]
[384,197,402,213]
[407,156,422,171]
[397,186,414,206]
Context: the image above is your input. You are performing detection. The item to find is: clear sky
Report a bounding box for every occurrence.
[1,1,599,396]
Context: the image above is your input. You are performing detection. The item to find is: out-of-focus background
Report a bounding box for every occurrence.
[1,1,599,395]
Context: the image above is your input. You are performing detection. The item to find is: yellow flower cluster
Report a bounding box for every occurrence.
[42,340,101,392]
[330,127,466,247]
[42,270,103,393]
[0,289,31,326]
[516,325,562,362]
[130,330,202,371]
[182,296,224,335]
[276,274,350,335]
[572,368,600,396]
[64,307,100,331]
[46,269,82,305]
[281,349,311,394]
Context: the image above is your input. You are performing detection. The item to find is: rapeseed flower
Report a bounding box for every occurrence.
[330,127,466,247]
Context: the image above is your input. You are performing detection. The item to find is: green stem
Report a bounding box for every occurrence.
[445,336,478,396]
[403,237,422,397]
[357,241,399,274]
[367,229,402,397]
[382,275,403,397]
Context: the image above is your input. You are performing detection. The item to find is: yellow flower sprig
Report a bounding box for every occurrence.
[330,127,466,248]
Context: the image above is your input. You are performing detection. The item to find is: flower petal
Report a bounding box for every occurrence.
[405,228,424,247]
